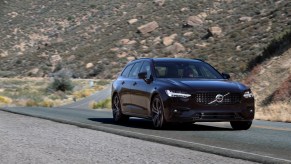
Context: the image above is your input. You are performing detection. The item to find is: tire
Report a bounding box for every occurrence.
[230,121,252,130]
[112,94,129,123]
[151,95,167,129]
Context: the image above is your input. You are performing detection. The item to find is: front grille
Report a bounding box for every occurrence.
[195,92,241,105]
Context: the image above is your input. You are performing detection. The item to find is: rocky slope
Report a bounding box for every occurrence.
[244,47,291,121]
[0,0,290,79]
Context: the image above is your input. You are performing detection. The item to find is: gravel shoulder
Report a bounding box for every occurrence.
[0,111,254,164]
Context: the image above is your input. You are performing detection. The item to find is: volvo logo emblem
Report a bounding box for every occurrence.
[208,93,230,104]
[215,94,224,103]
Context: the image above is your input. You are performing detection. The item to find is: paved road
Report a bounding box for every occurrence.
[0,111,254,164]
[1,107,291,164]
[60,85,111,109]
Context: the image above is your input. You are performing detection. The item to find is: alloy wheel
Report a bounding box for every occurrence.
[112,94,128,123]
[151,96,166,129]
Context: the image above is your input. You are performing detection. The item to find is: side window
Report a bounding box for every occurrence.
[128,62,142,78]
[140,61,152,79]
[121,64,133,77]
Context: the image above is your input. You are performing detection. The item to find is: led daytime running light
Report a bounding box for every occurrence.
[243,91,253,98]
[165,90,191,98]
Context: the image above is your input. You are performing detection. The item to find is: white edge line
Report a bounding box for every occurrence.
[2,108,291,163]
[62,118,291,163]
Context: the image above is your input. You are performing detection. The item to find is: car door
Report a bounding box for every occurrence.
[130,61,152,117]
[125,61,143,115]
[118,63,134,113]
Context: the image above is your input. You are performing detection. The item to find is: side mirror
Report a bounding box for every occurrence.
[221,73,230,79]
[138,72,147,79]
[138,72,153,83]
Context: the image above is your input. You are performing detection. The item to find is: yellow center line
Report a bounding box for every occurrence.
[253,125,291,132]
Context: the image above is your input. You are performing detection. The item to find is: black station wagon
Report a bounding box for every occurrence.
[111,58,255,130]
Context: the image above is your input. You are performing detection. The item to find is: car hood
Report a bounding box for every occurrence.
[158,79,248,92]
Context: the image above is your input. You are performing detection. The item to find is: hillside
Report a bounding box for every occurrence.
[0,0,291,79]
[244,47,291,122]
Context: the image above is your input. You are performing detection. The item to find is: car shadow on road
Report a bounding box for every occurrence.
[88,118,233,131]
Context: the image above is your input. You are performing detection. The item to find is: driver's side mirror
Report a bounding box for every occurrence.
[221,73,230,79]
[138,72,153,83]
[138,72,147,79]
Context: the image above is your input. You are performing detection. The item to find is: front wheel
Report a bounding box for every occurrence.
[230,121,252,130]
[151,95,167,129]
[112,94,129,123]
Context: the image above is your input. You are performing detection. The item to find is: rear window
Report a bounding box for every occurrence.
[121,64,133,77]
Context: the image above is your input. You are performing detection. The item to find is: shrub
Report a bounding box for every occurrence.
[91,98,111,109]
[0,96,13,104]
[40,99,54,107]
[73,89,94,99]
[49,76,74,92]
[26,99,39,107]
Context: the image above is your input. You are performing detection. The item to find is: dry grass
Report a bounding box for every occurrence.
[0,95,13,104]
[0,78,109,108]
[256,102,291,122]
[90,98,111,109]
[73,89,96,99]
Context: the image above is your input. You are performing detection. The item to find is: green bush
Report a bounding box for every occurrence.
[91,98,111,109]
[49,76,74,92]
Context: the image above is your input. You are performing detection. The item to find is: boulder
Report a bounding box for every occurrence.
[0,50,8,57]
[119,39,130,45]
[127,40,137,45]
[239,16,252,22]
[67,55,76,62]
[197,12,208,19]
[187,16,203,26]
[138,21,159,34]
[140,40,146,44]
[86,63,94,69]
[127,56,135,61]
[163,37,174,46]
[183,32,193,37]
[153,36,161,45]
[165,42,185,54]
[128,19,138,24]
[154,0,165,6]
[117,52,128,58]
[208,26,222,37]
[180,7,189,12]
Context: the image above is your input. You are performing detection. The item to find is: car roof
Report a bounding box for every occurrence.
[133,58,204,63]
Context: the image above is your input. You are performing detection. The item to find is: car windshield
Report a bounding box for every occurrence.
[154,60,223,79]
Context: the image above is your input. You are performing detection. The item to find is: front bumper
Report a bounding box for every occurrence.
[161,96,255,123]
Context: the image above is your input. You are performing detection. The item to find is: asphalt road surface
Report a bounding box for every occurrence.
[60,85,111,109]
[0,111,254,164]
[1,107,291,164]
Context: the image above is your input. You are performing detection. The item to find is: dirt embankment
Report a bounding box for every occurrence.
[244,48,291,122]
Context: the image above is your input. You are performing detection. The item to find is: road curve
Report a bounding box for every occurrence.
[1,107,291,164]
[59,85,111,109]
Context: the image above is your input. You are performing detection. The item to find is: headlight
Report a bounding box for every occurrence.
[243,90,254,98]
[165,90,191,98]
